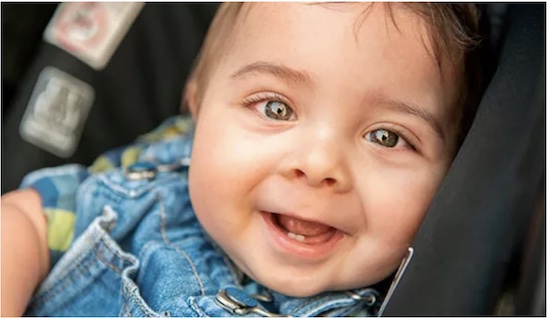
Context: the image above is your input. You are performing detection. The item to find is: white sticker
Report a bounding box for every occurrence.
[44,2,144,70]
[20,67,95,158]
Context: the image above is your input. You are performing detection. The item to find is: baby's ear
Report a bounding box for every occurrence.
[183,80,199,119]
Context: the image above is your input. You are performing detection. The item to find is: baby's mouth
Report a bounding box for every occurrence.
[270,213,337,244]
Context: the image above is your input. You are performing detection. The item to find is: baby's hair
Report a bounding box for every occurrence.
[184,3,482,148]
[399,3,481,147]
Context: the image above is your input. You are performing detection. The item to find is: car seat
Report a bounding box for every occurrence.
[382,3,545,316]
[2,3,219,193]
[1,3,545,316]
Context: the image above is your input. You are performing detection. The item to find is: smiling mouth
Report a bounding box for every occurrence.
[261,211,344,258]
[273,213,337,244]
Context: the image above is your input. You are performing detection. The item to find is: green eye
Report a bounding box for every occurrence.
[368,129,399,147]
[265,101,294,120]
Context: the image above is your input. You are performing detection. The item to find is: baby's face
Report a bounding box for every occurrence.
[189,3,458,296]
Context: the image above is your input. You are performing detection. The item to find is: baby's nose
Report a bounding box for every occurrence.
[280,130,352,192]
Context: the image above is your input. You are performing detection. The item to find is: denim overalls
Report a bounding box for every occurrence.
[21,116,381,316]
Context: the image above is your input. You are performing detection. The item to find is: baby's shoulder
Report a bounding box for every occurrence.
[89,115,194,174]
[19,114,192,218]
[19,115,197,268]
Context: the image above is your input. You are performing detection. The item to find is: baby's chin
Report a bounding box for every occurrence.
[243,267,377,298]
[261,278,331,298]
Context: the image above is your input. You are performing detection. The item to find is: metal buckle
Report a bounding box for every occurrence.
[346,291,377,306]
[215,287,288,317]
[125,162,157,180]
[125,160,188,181]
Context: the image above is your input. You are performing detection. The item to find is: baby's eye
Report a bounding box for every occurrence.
[366,129,407,148]
[262,101,295,121]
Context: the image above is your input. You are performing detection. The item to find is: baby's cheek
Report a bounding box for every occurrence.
[189,130,258,232]
[359,167,441,243]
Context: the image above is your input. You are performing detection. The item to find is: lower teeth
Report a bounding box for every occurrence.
[287,232,305,242]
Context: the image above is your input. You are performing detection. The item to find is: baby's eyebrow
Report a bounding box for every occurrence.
[232,61,445,142]
[231,61,314,88]
[382,97,446,142]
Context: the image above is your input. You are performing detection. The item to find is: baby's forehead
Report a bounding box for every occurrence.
[235,3,453,75]
[237,3,461,69]
[238,3,440,64]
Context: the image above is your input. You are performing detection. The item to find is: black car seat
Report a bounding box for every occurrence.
[383,3,545,316]
[1,3,545,316]
[2,3,219,193]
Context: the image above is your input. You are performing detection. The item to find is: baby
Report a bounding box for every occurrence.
[2,3,481,316]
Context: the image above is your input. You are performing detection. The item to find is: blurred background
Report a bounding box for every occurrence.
[2,2,219,192]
